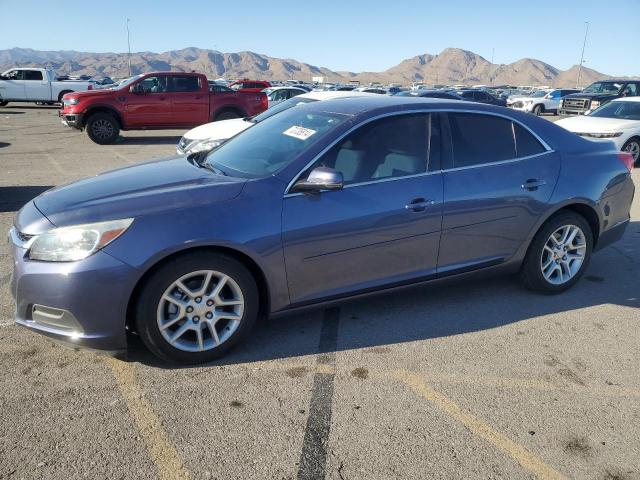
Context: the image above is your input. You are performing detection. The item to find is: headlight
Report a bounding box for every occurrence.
[184,138,224,155]
[584,132,623,139]
[28,218,134,262]
[63,98,80,106]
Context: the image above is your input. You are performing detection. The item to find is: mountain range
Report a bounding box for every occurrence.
[0,46,626,87]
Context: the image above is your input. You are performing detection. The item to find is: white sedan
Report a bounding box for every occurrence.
[176,90,376,155]
[556,97,640,164]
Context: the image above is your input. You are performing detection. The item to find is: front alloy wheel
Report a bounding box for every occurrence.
[136,252,259,364]
[622,138,640,164]
[157,270,244,352]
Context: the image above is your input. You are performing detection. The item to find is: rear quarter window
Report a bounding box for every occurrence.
[514,123,546,158]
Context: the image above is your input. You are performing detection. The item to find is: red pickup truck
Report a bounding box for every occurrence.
[59,72,268,144]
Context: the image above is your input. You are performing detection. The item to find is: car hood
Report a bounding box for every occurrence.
[183,118,251,142]
[32,156,246,227]
[555,115,640,133]
[64,87,123,99]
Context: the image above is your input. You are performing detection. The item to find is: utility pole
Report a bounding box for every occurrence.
[576,21,589,89]
[491,48,495,64]
[126,18,132,77]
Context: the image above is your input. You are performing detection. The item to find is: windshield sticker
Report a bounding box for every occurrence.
[283,126,317,141]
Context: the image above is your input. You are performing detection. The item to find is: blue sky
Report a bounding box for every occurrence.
[2,0,638,76]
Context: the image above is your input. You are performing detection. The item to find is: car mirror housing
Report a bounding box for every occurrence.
[291,167,344,193]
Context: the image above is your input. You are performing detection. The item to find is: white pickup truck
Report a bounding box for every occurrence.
[0,68,93,106]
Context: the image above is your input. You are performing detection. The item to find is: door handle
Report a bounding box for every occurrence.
[521,179,547,191]
[405,198,436,212]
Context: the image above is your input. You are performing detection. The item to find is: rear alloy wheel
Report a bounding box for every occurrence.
[86,112,119,144]
[521,212,592,293]
[622,138,640,165]
[136,253,259,364]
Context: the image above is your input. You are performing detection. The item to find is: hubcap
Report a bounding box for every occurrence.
[92,119,114,140]
[540,225,586,285]
[157,270,244,352]
[624,141,640,161]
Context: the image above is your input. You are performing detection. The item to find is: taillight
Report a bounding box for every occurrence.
[260,94,268,110]
[618,152,635,172]
[87,84,93,90]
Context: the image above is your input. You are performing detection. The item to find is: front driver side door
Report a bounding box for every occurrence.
[282,113,444,305]
[125,75,173,126]
[0,70,26,100]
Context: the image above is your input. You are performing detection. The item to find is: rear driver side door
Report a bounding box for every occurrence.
[282,113,444,304]
[437,111,560,274]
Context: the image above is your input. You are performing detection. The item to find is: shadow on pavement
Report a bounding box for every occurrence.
[115,136,181,146]
[126,221,640,369]
[0,142,10,148]
[0,186,54,212]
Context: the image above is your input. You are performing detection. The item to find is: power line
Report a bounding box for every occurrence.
[576,21,589,88]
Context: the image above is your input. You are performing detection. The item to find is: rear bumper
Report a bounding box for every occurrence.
[558,109,587,116]
[58,110,85,129]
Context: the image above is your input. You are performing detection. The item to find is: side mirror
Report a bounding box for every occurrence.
[291,167,344,193]
[130,84,145,94]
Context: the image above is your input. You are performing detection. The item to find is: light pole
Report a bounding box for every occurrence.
[126,18,132,77]
[576,21,589,89]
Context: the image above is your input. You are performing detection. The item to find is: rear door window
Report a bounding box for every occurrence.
[168,76,200,92]
[447,113,516,168]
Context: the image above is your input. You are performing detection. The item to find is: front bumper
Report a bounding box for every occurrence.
[9,227,135,352]
[58,110,85,129]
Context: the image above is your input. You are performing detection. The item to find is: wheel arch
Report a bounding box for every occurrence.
[212,105,247,121]
[125,245,271,333]
[84,105,124,129]
[518,201,601,269]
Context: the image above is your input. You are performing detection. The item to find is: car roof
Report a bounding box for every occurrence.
[300,95,477,116]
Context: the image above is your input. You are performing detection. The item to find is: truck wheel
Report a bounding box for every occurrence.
[0,101,9,107]
[533,104,544,115]
[215,109,243,121]
[86,112,119,145]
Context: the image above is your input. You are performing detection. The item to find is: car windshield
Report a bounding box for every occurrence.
[206,105,348,178]
[115,75,143,90]
[589,101,640,120]
[530,91,547,98]
[250,96,316,123]
[582,82,623,94]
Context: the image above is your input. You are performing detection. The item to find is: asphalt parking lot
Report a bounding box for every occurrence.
[1,105,639,480]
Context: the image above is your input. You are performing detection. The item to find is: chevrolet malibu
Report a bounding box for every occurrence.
[10,97,635,364]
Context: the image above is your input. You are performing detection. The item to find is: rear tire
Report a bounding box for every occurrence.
[58,90,73,103]
[86,112,119,144]
[520,212,593,294]
[135,252,259,364]
[215,109,243,121]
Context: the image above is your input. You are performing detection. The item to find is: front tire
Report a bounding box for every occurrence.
[532,104,544,116]
[135,252,259,364]
[0,100,9,107]
[622,137,640,166]
[520,212,593,293]
[86,112,120,144]
[215,109,243,121]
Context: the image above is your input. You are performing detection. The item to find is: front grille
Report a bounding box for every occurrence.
[562,98,590,110]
